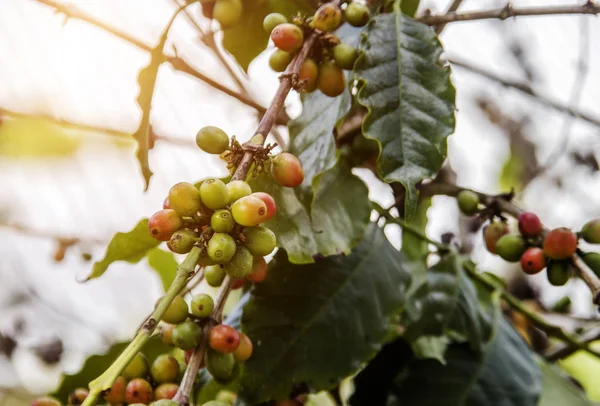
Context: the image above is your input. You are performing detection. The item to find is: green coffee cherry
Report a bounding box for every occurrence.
[159,295,189,324]
[581,219,600,244]
[216,390,237,404]
[200,179,229,210]
[223,246,253,278]
[191,293,215,318]
[152,400,178,406]
[172,321,203,350]
[168,182,203,217]
[169,228,197,254]
[269,50,293,72]
[495,234,526,262]
[226,180,252,204]
[206,348,237,383]
[547,260,571,286]
[122,352,149,380]
[150,354,179,384]
[242,226,276,256]
[214,0,242,28]
[231,195,268,226]
[263,13,288,33]
[333,44,358,70]
[344,2,370,27]
[205,264,226,287]
[457,190,479,216]
[208,233,237,264]
[312,3,342,32]
[582,252,600,278]
[203,401,232,406]
[196,126,230,155]
[211,210,235,233]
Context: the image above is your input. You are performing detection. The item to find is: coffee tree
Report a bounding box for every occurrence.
[26,0,600,405]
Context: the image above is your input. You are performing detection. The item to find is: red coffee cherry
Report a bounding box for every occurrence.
[68,388,89,405]
[247,257,268,283]
[520,247,547,275]
[103,376,127,405]
[209,324,240,353]
[271,152,304,188]
[518,212,543,238]
[251,192,277,221]
[154,383,179,400]
[125,378,153,405]
[271,23,304,52]
[31,396,61,406]
[148,209,184,241]
[231,278,247,289]
[483,221,509,254]
[543,228,578,260]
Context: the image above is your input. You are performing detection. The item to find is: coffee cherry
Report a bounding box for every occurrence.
[227,180,252,204]
[344,1,370,27]
[581,219,600,244]
[210,324,240,353]
[172,321,203,350]
[204,401,232,406]
[208,233,237,263]
[251,192,276,221]
[125,378,153,405]
[191,293,214,318]
[271,152,304,188]
[168,228,198,254]
[160,323,175,346]
[168,182,203,217]
[150,354,179,384]
[211,210,235,233]
[247,257,268,283]
[159,295,189,324]
[206,348,236,382]
[520,247,546,275]
[312,3,342,32]
[196,126,230,155]
[547,260,571,286]
[333,44,358,70]
[231,278,247,290]
[149,209,184,241]
[68,388,89,405]
[31,397,61,406]
[242,226,276,256]
[299,58,319,92]
[456,190,479,216]
[271,23,304,52]
[317,60,345,97]
[495,234,526,262]
[200,179,229,210]
[216,390,237,404]
[518,212,543,238]
[582,252,600,277]
[205,264,226,287]
[263,13,288,33]
[269,50,293,72]
[154,389,179,403]
[483,221,509,254]
[224,246,253,278]
[543,228,578,260]
[214,0,242,28]
[123,352,149,380]
[233,332,253,362]
[104,376,127,405]
[232,195,268,226]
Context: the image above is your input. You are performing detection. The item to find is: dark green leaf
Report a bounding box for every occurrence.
[86,219,159,281]
[411,336,449,364]
[400,197,431,262]
[539,362,596,406]
[400,0,420,17]
[147,248,178,291]
[239,225,412,403]
[354,7,456,218]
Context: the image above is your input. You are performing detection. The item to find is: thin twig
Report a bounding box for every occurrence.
[434,0,466,34]
[0,221,107,245]
[545,327,600,361]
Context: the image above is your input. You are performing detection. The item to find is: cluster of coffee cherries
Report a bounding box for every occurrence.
[264,1,370,97]
[458,190,600,286]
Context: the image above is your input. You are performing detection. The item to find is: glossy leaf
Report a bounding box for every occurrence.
[147,248,178,291]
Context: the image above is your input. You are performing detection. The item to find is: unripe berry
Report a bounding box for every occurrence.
[68,388,89,405]
[168,182,203,217]
[122,352,149,380]
[581,219,600,244]
[190,293,214,318]
[160,323,175,346]
[317,60,346,97]
[209,324,240,353]
[150,354,179,384]
[149,209,184,241]
[333,44,358,70]
[344,1,370,27]
[168,228,197,254]
[200,179,229,210]
[299,58,319,92]
[204,401,232,406]
[518,212,543,238]
[211,210,235,233]
[216,390,237,404]
[242,226,277,256]
[263,13,288,33]
[247,257,268,283]
[456,190,479,216]
[206,348,236,382]
[31,396,61,406]
[213,0,242,28]
[483,221,509,254]
[205,264,226,287]
[232,195,268,226]
[269,50,293,72]
[172,321,203,350]
[495,234,526,262]
[251,192,276,221]
[125,378,153,405]
[547,260,571,286]
[233,332,253,362]
[208,233,237,263]
[543,228,578,260]
[312,3,342,32]
[224,246,253,278]
[103,376,127,405]
[582,252,600,277]
[271,23,304,52]
[196,126,230,155]
[154,385,179,401]
[271,152,304,188]
[520,247,546,275]
[159,295,189,324]
[227,180,252,204]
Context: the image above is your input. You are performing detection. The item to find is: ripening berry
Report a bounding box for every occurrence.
[518,212,543,238]
[233,332,253,362]
[163,197,172,210]
[125,378,153,405]
[242,226,277,256]
[483,221,509,254]
[206,348,236,382]
[269,50,293,72]
[191,293,215,318]
[271,23,304,52]
[581,219,600,244]
[251,192,276,221]
[333,44,358,70]
[31,397,61,406]
[271,152,304,188]
[216,390,237,404]
[546,260,571,286]
[520,247,546,275]
[263,13,288,33]
[168,228,198,254]
[154,384,179,401]
[312,3,342,32]
[160,323,175,346]
[150,354,179,384]
[495,234,526,262]
[168,182,203,217]
[247,257,268,283]
[211,210,235,233]
[122,352,149,380]
[344,1,370,27]
[148,209,184,241]
[456,190,479,216]
[299,58,319,92]
[68,388,89,405]
[582,252,600,278]
[208,233,237,264]
[103,376,127,405]
[543,228,578,260]
[214,0,242,28]
[200,178,229,210]
[159,295,189,325]
[231,278,247,289]
[232,195,268,226]
[227,180,252,204]
[317,60,346,97]
[172,321,203,350]
[223,246,253,278]
[209,324,240,353]
[205,264,226,287]
[196,126,230,155]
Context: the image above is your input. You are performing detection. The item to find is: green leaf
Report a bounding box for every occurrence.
[559,341,600,402]
[411,335,449,364]
[400,197,431,262]
[400,0,420,17]
[539,362,596,406]
[239,225,412,403]
[86,219,159,281]
[354,7,456,218]
[147,248,178,291]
